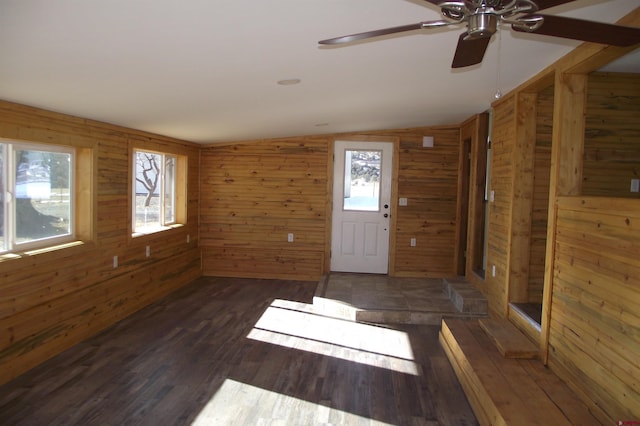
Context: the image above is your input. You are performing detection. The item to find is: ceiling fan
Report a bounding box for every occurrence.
[318,0,640,68]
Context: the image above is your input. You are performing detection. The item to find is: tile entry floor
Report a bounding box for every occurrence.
[315,273,463,324]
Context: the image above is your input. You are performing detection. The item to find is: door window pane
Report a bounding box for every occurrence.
[343,150,381,211]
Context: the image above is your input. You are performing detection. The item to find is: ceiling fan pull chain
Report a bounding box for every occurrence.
[494,29,503,99]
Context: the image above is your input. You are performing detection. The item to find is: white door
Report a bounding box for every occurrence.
[331,141,393,273]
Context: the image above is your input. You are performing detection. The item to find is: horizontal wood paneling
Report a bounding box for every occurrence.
[583,72,640,198]
[548,196,640,423]
[0,100,201,385]
[200,127,461,280]
[528,85,554,303]
[200,137,330,280]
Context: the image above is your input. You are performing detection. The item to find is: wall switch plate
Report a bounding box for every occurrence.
[187,234,190,243]
[145,246,150,257]
[631,179,640,193]
[113,256,118,269]
[410,238,416,247]
[287,233,294,242]
[399,197,408,206]
[492,265,496,277]
[489,190,495,203]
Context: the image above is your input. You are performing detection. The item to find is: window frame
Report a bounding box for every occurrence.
[131,148,186,237]
[1,140,77,254]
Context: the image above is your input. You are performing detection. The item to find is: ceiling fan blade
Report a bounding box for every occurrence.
[530,0,577,11]
[451,33,491,68]
[514,14,640,46]
[319,20,451,45]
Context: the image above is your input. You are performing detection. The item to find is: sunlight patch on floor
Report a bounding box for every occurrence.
[247,300,421,376]
[192,379,393,425]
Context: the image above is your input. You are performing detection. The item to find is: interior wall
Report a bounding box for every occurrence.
[485,95,516,316]
[548,196,640,421]
[0,100,202,386]
[481,21,640,420]
[199,126,461,280]
[528,85,554,304]
[583,72,640,198]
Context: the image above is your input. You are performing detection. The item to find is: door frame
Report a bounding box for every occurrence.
[324,135,400,275]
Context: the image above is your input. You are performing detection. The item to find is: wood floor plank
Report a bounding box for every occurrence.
[0,277,477,425]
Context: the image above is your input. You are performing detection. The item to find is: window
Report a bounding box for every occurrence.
[133,149,182,234]
[0,141,75,253]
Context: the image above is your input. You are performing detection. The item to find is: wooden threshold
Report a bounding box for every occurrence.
[439,318,601,426]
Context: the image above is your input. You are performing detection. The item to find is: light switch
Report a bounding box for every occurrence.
[631,179,639,193]
[399,198,408,206]
[410,238,416,247]
[287,233,294,242]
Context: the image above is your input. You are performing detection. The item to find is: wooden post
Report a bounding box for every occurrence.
[540,72,588,363]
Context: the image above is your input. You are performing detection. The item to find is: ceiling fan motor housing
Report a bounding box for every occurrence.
[467,13,498,39]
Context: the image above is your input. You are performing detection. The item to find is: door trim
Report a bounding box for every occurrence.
[323,135,399,275]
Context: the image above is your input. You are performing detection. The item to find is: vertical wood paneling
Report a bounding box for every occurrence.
[486,96,516,316]
[549,196,640,423]
[199,127,461,280]
[0,100,201,385]
[583,72,640,198]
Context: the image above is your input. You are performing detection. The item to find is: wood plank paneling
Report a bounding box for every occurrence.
[528,85,554,303]
[0,100,201,385]
[200,127,461,279]
[583,72,640,198]
[200,137,330,280]
[549,196,640,424]
[486,96,516,316]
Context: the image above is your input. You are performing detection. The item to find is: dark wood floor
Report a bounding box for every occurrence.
[0,277,477,425]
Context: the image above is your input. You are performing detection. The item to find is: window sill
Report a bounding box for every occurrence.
[132,223,184,238]
[0,240,89,263]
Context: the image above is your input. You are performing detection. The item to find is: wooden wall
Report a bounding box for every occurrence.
[476,6,640,419]
[485,96,516,315]
[199,126,461,280]
[200,137,330,281]
[548,196,640,421]
[0,100,202,385]
[528,85,554,303]
[583,72,640,198]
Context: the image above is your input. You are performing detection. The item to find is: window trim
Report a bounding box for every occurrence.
[131,147,187,238]
[1,140,82,254]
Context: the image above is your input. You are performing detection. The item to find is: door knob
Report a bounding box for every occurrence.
[384,204,389,209]
[384,213,388,218]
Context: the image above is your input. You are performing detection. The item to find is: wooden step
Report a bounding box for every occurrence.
[443,278,488,315]
[439,319,600,426]
[478,318,538,359]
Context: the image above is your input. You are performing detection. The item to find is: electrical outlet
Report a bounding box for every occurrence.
[287,233,294,243]
[113,256,118,269]
[631,179,640,193]
[399,198,408,206]
[410,238,416,247]
[145,245,150,257]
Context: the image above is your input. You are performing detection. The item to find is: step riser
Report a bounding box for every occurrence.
[443,278,488,315]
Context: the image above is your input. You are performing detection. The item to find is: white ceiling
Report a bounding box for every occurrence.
[1,0,638,144]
